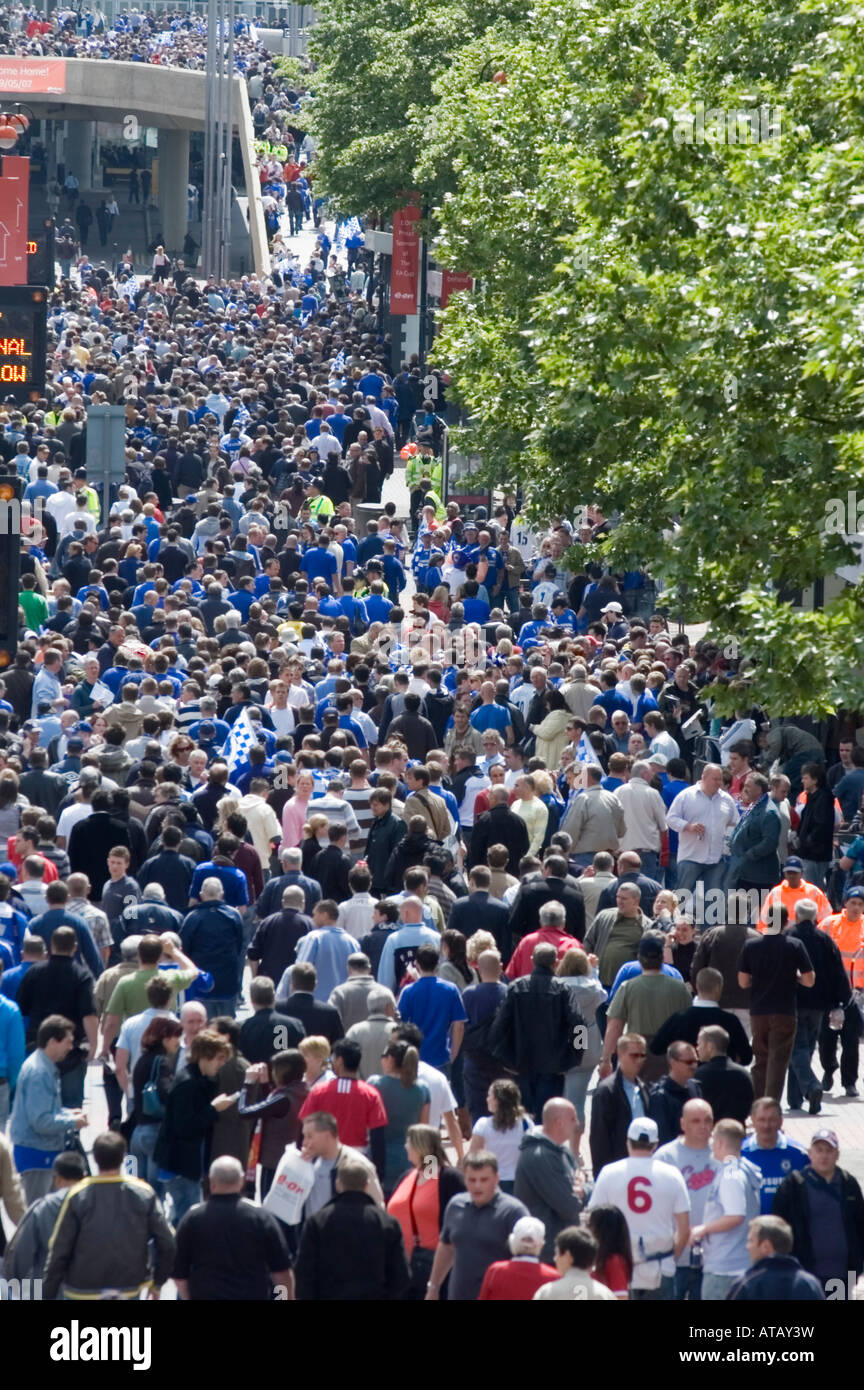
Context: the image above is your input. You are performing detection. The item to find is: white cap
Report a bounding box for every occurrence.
[627,1117,659,1145]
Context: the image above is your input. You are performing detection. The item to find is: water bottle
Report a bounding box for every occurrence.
[691,1240,703,1269]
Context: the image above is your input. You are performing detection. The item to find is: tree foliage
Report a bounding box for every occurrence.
[308,0,864,714]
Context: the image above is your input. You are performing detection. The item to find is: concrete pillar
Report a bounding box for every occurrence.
[64,120,94,189]
[157,128,190,257]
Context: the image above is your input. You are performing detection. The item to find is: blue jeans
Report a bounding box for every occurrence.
[702,1271,737,1301]
[674,1264,703,1300]
[675,859,727,896]
[129,1123,162,1193]
[800,860,829,891]
[165,1175,201,1226]
[205,996,238,1020]
[787,1007,824,1108]
[563,1066,592,1124]
[517,1072,563,1119]
[638,851,661,880]
[60,1060,87,1108]
[571,852,595,871]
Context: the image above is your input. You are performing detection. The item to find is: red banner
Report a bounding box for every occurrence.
[0,58,66,94]
[0,175,28,286]
[390,199,420,315]
[441,269,474,309]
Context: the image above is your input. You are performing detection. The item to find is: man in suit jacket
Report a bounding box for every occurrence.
[726,772,781,892]
[238,977,306,1064]
[694,1024,754,1123]
[448,867,512,962]
[468,790,530,873]
[275,961,344,1044]
[508,856,586,944]
[588,1032,651,1175]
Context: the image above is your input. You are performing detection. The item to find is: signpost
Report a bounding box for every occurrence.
[0,285,46,403]
[85,405,127,522]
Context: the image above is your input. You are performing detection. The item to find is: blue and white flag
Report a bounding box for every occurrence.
[221,707,256,777]
[575,731,601,767]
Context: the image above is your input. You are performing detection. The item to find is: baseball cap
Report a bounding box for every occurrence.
[66,736,84,752]
[784,857,804,871]
[77,721,93,734]
[602,601,623,614]
[845,886,864,901]
[811,1128,839,1150]
[0,862,17,881]
[647,752,668,768]
[627,1117,659,1145]
[198,721,216,737]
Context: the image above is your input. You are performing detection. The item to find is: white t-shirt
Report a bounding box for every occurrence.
[511,517,538,563]
[471,1115,533,1181]
[702,1157,761,1276]
[588,1156,690,1288]
[417,1060,456,1129]
[57,802,93,842]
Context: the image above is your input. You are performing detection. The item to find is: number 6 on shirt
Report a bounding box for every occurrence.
[627,1177,653,1213]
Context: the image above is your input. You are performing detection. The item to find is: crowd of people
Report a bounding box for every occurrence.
[0,4,862,1310]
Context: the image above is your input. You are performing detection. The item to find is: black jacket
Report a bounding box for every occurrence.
[311,844,352,902]
[448,892,512,962]
[773,1166,864,1278]
[384,830,440,895]
[365,812,406,896]
[468,804,529,875]
[650,1003,753,1066]
[508,875,586,944]
[647,1075,702,1146]
[694,1055,754,1124]
[273,990,343,1045]
[154,1063,218,1181]
[795,785,836,863]
[787,920,851,1012]
[295,1190,410,1301]
[488,965,584,1076]
[67,812,133,896]
[727,1253,824,1301]
[246,909,313,985]
[589,1069,650,1175]
[238,1008,306,1065]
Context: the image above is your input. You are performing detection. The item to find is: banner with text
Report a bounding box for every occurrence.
[390,199,421,316]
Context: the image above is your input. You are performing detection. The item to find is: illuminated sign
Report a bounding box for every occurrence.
[26,217,54,289]
[0,286,46,401]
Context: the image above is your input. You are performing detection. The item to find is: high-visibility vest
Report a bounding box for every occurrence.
[821,911,864,989]
[757,879,832,931]
[308,494,334,518]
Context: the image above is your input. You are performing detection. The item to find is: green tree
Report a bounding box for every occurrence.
[424,0,864,714]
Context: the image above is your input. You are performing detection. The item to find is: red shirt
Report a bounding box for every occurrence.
[478,1258,559,1301]
[298,1076,388,1147]
[505,926,574,980]
[593,1253,630,1298]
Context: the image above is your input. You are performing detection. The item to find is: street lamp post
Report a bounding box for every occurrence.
[202,0,234,280]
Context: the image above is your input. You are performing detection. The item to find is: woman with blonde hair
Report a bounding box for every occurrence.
[466,931,499,968]
[556,947,606,1145]
[297,1035,333,1089]
[300,811,329,875]
[387,1123,466,1299]
[281,768,316,849]
[369,1041,430,1195]
[214,797,241,836]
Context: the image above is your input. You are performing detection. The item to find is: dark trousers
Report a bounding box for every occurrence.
[751,1013,797,1102]
[787,1007,825,1108]
[517,1071,564,1119]
[103,1061,124,1129]
[464,1058,502,1124]
[674,1265,703,1301]
[819,1001,862,1087]
[60,1060,86,1108]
